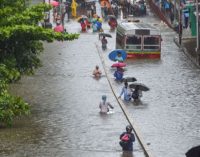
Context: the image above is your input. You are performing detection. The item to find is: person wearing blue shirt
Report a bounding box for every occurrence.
[114,67,124,81]
[118,82,132,101]
[115,52,124,62]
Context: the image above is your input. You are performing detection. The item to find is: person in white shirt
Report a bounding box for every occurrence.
[99,95,114,113]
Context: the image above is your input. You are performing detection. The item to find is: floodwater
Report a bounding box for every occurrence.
[1,1,200,157]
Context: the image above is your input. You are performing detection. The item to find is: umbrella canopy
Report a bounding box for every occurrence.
[186,145,200,157]
[108,49,127,61]
[50,0,59,7]
[107,15,116,20]
[99,32,112,38]
[54,25,64,32]
[122,77,137,82]
[80,15,88,19]
[111,62,126,68]
[129,83,150,91]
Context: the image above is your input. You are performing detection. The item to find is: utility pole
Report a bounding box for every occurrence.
[196,0,200,65]
[196,0,199,52]
[174,0,176,22]
[178,0,182,45]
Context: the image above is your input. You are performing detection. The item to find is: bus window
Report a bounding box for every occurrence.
[125,35,142,50]
[143,36,160,50]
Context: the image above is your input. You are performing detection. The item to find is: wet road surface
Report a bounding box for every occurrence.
[100,13,200,157]
[1,2,200,157]
[2,21,145,157]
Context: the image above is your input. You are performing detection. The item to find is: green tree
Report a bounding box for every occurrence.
[0,1,79,73]
[0,0,79,126]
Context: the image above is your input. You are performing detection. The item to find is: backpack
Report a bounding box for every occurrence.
[121,134,129,141]
[119,133,130,148]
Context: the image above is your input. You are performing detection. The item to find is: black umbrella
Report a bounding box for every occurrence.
[129,83,150,91]
[122,77,137,82]
[99,32,112,38]
[186,145,200,157]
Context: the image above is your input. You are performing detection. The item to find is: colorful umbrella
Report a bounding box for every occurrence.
[50,0,59,7]
[54,25,64,32]
[111,62,126,68]
[108,49,127,61]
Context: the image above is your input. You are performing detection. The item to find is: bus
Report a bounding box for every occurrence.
[116,21,161,59]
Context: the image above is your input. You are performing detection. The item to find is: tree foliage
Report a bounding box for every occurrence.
[0,65,29,126]
[0,1,79,73]
[0,0,79,126]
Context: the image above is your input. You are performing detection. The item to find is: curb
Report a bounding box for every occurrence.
[173,37,200,68]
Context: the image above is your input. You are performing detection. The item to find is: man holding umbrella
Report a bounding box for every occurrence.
[129,83,150,101]
[131,85,141,101]
[101,36,108,50]
[99,33,112,50]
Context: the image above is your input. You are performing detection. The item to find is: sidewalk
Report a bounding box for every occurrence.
[174,36,200,68]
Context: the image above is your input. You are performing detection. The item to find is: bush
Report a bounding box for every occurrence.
[0,79,29,126]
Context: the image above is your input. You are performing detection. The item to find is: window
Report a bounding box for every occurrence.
[143,36,160,50]
[126,35,142,50]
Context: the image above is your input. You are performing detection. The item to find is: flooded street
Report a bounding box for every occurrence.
[0,2,200,157]
[1,22,145,157]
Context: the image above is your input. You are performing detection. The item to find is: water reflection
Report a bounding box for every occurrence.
[121,151,134,157]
